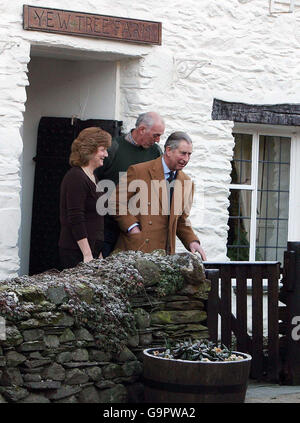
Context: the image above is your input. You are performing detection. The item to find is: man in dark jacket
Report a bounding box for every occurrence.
[95,111,165,257]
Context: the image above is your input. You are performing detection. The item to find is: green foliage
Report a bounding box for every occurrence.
[156,266,184,297]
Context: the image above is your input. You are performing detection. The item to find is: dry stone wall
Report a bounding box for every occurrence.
[0,251,210,403]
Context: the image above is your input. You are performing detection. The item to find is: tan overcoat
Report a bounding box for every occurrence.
[112,157,199,254]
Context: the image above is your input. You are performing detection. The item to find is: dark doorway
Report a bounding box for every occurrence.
[29,116,122,275]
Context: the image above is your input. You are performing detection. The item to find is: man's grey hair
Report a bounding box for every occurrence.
[164,131,192,151]
[135,112,163,129]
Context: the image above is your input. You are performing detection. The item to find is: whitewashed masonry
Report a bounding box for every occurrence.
[1,0,300,278]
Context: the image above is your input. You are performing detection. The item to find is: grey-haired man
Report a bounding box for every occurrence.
[112,131,207,260]
[95,111,165,257]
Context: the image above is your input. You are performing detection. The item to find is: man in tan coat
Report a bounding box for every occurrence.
[112,131,206,260]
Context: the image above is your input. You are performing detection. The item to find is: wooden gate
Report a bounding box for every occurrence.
[279,242,300,384]
[205,262,281,382]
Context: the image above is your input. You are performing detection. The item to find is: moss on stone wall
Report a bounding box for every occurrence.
[0,251,210,403]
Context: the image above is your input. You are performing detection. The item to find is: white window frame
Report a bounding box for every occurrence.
[231,123,300,261]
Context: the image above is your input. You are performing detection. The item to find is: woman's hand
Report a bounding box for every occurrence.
[83,253,94,263]
[77,238,93,263]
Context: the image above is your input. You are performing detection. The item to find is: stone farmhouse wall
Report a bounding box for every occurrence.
[0,252,210,403]
[1,0,299,278]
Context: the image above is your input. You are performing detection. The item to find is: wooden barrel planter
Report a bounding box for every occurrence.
[143,347,252,403]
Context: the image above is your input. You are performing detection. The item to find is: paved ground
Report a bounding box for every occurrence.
[245,380,300,402]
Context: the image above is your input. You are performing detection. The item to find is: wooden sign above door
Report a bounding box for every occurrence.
[23,5,162,45]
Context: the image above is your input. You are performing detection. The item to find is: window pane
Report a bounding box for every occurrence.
[256,219,288,247]
[279,140,291,163]
[257,191,280,219]
[227,189,251,261]
[231,134,252,185]
[278,220,289,243]
[256,136,290,263]
[280,164,290,190]
[279,192,289,219]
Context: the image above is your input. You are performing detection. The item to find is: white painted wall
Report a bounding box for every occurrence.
[1,0,300,278]
[20,57,118,275]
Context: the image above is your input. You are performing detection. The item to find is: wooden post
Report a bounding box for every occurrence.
[206,269,220,344]
[284,242,300,384]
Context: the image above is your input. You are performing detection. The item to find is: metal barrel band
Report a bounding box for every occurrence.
[142,376,245,394]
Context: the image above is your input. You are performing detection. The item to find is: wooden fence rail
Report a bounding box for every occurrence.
[205,261,281,382]
[279,242,300,384]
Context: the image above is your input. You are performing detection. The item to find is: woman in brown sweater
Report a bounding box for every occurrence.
[59,127,111,269]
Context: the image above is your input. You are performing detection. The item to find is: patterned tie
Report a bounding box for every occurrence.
[167,171,176,208]
[167,171,175,183]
